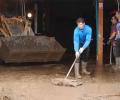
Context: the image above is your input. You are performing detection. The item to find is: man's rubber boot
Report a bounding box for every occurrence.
[81,61,90,75]
[118,57,120,70]
[114,57,119,71]
[74,63,81,79]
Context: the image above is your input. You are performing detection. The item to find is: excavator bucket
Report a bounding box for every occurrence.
[0,16,66,63]
[0,36,66,63]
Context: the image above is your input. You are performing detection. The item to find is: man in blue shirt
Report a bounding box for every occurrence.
[73,17,92,78]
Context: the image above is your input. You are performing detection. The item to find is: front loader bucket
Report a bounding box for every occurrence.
[0,36,66,63]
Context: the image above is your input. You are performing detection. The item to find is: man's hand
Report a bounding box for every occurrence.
[75,51,80,59]
[79,48,84,54]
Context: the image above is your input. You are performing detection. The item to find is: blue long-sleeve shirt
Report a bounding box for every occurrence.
[73,25,92,52]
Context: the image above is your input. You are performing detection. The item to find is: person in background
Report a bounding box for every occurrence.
[108,16,117,71]
[73,17,92,79]
[112,11,120,70]
[109,16,117,43]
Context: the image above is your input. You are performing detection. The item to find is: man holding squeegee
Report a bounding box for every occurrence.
[73,17,92,79]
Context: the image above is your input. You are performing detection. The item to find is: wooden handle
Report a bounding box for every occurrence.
[64,57,78,80]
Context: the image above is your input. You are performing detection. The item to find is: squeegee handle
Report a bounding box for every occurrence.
[64,57,78,80]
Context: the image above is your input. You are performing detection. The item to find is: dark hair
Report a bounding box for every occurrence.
[112,16,118,21]
[76,17,85,24]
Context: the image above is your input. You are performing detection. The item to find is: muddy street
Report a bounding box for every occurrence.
[0,64,119,100]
